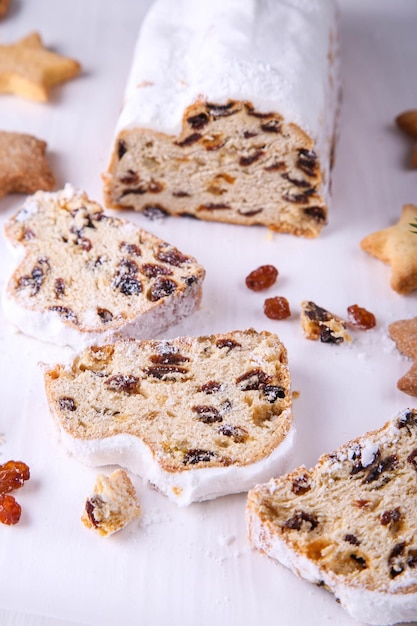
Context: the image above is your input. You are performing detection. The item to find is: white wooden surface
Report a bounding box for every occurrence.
[1,1,417,624]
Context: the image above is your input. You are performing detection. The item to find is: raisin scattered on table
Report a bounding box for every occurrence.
[245,265,278,291]
[0,460,30,494]
[347,304,376,330]
[0,460,30,526]
[0,494,21,525]
[264,296,291,320]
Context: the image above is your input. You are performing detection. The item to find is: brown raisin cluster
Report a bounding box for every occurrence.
[244,264,292,321]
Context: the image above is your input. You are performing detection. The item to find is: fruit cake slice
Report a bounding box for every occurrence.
[103,0,339,237]
[247,409,417,626]
[44,329,295,506]
[3,185,205,349]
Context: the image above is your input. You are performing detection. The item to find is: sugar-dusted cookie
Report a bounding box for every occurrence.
[360,205,417,294]
[388,317,417,396]
[301,300,351,344]
[0,131,55,198]
[0,0,10,18]
[81,469,141,537]
[0,32,81,101]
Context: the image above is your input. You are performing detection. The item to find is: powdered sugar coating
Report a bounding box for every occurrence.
[115,0,339,197]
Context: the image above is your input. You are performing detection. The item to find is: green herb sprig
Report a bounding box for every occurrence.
[410,220,417,234]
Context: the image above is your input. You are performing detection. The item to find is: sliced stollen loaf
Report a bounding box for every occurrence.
[247,409,417,626]
[43,329,295,506]
[103,0,339,237]
[3,185,205,349]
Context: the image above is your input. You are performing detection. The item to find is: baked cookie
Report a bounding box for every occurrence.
[389,317,417,396]
[103,0,339,237]
[247,409,417,626]
[0,131,55,199]
[0,32,80,101]
[81,469,141,537]
[3,185,205,349]
[301,300,351,344]
[43,329,295,506]
[360,204,417,294]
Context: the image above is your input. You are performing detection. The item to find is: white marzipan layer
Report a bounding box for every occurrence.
[58,419,296,506]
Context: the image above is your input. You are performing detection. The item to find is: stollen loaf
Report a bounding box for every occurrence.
[103,0,340,237]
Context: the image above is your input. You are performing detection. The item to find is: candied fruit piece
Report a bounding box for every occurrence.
[347,304,376,330]
[264,296,291,320]
[245,265,278,291]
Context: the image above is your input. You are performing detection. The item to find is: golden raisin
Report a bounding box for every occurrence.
[245,265,278,291]
[0,460,30,494]
[0,460,30,526]
[264,296,291,320]
[0,494,21,525]
[347,304,376,330]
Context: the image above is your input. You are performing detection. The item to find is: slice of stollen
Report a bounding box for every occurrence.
[3,184,205,349]
[247,409,417,625]
[43,328,295,505]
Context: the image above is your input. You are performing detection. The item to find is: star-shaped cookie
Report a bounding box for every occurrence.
[0,32,81,101]
[0,131,55,198]
[389,317,417,396]
[360,204,417,294]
